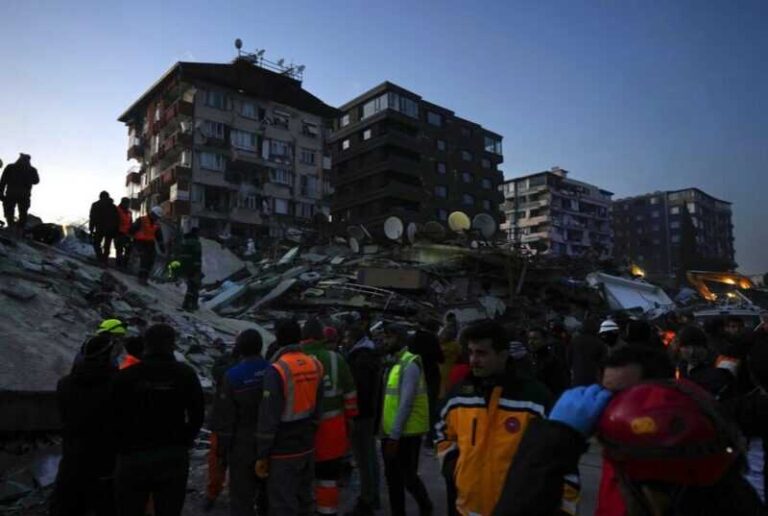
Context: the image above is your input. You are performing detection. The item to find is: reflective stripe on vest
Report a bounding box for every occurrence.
[273,352,323,422]
[134,215,158,242]
[117,207,132,235]
[381,350,429,436]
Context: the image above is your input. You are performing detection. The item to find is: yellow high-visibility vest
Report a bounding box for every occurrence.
[381,349,429,436]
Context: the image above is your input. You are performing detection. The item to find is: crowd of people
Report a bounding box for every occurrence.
[48,305,768,516]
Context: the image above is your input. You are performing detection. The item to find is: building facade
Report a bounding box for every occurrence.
[613,188,735,277]
[328,82,504,230]
[500,168,613,257]
[118,58,337,240]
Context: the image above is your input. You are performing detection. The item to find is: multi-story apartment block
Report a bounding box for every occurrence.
[500,167,613,257]
[328,82,504,230]
[118,57,337,240]
[613,188,735,276]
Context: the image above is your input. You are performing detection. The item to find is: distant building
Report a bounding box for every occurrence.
[118,57,337,240]
[613,188,736,277]
[329,82,504,230]
[500,167,613,257]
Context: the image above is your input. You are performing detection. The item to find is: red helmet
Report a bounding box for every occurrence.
[597,379,741,486]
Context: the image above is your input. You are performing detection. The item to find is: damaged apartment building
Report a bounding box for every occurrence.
[118,56,337,240]
[501,167,613,257]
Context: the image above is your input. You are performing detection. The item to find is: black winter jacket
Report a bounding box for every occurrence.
[89,198,120,234]
[0,161,39,198]
[346,339,383,420]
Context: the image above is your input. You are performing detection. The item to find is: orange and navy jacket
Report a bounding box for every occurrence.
[436,367,579,515]
[301,340,358,462]
[117,206,133,236]
[256,345,324,460]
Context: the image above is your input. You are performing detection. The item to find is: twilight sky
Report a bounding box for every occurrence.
[0,0,765,272]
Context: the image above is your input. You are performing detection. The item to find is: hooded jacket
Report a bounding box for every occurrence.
[346,337,382,420]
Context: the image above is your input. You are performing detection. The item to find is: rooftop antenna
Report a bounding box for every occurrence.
[234,38,243,56]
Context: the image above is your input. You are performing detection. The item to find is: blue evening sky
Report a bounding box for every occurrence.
[0,0,765,272]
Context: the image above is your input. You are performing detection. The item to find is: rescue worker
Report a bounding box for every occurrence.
[119,336,144,370]
[112,324,204,516]
[0,153,39,234]
[72,318,129,370]
[495,380,764,516]
[343,325,382,516]
[380,324,433,516]
[569,317,607,386]
[89,191,120,264]
[677,325,736,399]
[115,197,133,269]
[255,320,324,516]
[436,320,561,516]
[175,227,202,311]
[211,329,270,516]
[301,319,358,516]
[130,206,165,285]
[50,335,118,516]
[598,319,621,349]
[527,327,569,397]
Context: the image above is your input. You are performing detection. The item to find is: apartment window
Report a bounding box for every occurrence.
[300,175,319,196]
[481,178,492,190]
[205,90,226,110]
[669,193,682,201]
[299,148,316,165]
[528,175,545,188]
[671,235,680,243]
[231,130,257,151]
[341,139,350,150]
[361,92,418,119]
[240,102,257,119]
[199,152,225,171]
[273,198,289,215]
[651,210,660,218]
[151,134,160,154]
[670,221,680,229]
[484,135,502,155]
[670,206,680,215]
[362,129,372,141]
[635,214,644,221]
[191,184,204,203]
[272,110,290,129]
[296,202,315,219]
[687,202,696,214]
[427,111,443,127]
[461,127,471,138]
[269,140,292,161]
[238,194,258,210]
[462,193,475,206]
[462,172,474,184]
[482,199,491,211]
[461,150,473,162]
[650,197,660,205]
[437,209,448,221]
[203,121,226,140]
[270,168,293,186]
[652,224,661,231]
[340,114,350,127]
[435,185,448,198]
[436,139,446,151]
[302,121,319,137]
[436,162,447,175]
[481,158,491,169]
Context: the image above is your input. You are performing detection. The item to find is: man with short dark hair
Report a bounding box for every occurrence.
[0,153,39,233]
[211,329,270,516]
[527,327,569,397]
[112,324,204,516]
[436,321,559,515]
[89,191,120,264]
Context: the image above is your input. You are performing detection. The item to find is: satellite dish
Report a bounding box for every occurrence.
[423,221,447,242]
[235,38,243,50]
[448,211,471,232]
[406,223,418,244]
[383,216,404,241]
[347,226,365,241]
[349,237,360,254]
[472,213,498,239]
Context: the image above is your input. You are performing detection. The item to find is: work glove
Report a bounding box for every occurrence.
[549,384,612,437]
[254,458,269,479]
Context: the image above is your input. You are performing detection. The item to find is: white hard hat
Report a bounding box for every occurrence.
[599,319,620,334]
[150,206,164,218]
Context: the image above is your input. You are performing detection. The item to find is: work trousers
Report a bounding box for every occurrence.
[2,194,30,229]
[206,432,227,502]
[183,272,201,311]
[350,418,380,510]
[115,234,131,268]
[229,451,268,516]
[266,451,314,516]
[135,240,156,283]
[315,459,343,516]
[382,436,432,516]
[49,458,115,516]
[93,230,115,263]
[115,447,189,516]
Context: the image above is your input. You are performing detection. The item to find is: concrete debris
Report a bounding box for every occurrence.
[1,284,37,302]
[358,267,428,290]
[200,237,246,286]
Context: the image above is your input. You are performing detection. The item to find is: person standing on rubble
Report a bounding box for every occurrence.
[301,319,358,516]
[343,325,383,516]
[115,197,133,269]
[130,206,165,285]
[255,319,324,516]
[50,334,118,516]
[89,191,120,264]
[380,324,434,516]
[210,330,270,516]
[173,227,202,311]
[112,324,204,516]
[0,153,39,234]
[569,317,607,386]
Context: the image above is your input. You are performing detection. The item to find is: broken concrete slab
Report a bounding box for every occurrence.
[1,284,37,302]
[251,279,298,312]
[358,267,428,290]
[278,246,300,265]
[203,281,249,311]
[200,237,246,286]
